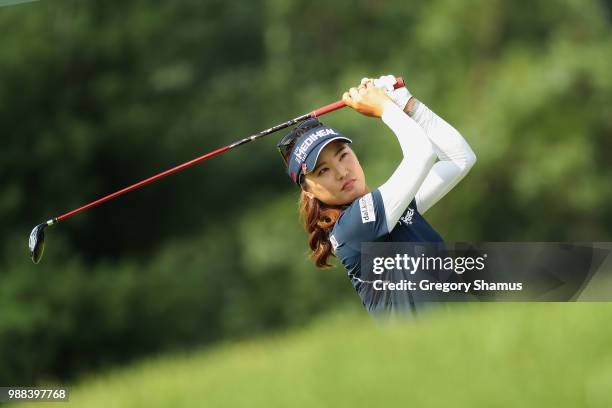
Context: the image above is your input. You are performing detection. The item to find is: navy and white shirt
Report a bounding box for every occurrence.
[330,190,445,315]
[327,99,477,316]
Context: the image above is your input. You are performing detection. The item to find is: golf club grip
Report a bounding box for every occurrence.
[310,76,405,117]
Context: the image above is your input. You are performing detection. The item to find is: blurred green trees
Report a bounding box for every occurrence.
[1,0,611,384]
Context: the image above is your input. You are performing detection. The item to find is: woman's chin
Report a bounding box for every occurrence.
[322,187,366,206]
[343,189,364,203]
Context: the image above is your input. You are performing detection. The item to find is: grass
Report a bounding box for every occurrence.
[13,303,612,407]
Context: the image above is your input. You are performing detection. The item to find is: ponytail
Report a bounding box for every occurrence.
[298,191,344,268]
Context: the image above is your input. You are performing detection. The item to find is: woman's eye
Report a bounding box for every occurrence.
[340,152,348,160]
[318,168,328,176]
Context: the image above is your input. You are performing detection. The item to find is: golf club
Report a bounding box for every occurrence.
[29,77,405,264]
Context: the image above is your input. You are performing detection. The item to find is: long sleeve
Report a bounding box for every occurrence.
[410,101,476,214]
[378,101,437,233]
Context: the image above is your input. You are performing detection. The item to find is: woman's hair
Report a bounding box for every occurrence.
[298,190,344,268]
[280,120,346,268]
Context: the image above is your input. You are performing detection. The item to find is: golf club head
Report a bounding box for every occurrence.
[29,223,48,264]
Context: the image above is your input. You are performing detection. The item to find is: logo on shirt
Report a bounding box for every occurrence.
[399,207,415,226]
[359,193,376,224]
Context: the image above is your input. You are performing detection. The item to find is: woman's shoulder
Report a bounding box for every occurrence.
[331,189,385,242]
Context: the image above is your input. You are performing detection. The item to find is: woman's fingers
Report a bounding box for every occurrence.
[343,76,392,117]
[342,91,352,105]
[357,81,368,95]
[346,83,376,105]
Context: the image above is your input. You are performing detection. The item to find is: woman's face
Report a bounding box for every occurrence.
[302,141,368,205]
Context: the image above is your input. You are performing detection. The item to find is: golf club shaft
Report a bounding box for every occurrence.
[54,77,405,223]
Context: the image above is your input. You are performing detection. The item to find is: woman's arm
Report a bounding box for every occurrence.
[342,83,437,233]
[370,74,477,214]
[406,99,476,213]
[377,102,438,231]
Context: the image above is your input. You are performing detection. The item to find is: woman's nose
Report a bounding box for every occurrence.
[336,165,349,179]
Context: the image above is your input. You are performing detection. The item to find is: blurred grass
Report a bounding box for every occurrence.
[14,303,612,408]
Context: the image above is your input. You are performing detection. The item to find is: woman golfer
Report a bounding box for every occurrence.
[277,75,476,316]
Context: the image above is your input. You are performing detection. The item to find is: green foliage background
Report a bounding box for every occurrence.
[1,0,611,385]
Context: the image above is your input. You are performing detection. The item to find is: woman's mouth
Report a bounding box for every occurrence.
[342,179,356,191]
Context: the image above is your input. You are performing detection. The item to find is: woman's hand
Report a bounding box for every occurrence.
[342,80,391,118]
[368,74,413,111]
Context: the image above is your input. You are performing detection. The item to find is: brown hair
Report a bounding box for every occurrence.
[279,122,347,268]
[298,189,345,268]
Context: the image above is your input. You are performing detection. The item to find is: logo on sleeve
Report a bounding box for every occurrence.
[358,193,376,224]
[329,234,339,250]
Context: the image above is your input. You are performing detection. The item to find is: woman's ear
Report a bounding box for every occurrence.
[301,182,316,200]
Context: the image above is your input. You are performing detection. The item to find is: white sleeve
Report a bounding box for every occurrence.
[411,101,477,214]
[378,101,436,233]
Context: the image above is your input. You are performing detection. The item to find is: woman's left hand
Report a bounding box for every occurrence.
[365,75,412,111]
[342,81,391,118]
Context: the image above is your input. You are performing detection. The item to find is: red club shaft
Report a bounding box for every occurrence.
[54,77,405,223]
[56,146,230,221]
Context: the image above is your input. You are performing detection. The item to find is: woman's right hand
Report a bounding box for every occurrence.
[342,80,392,118]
